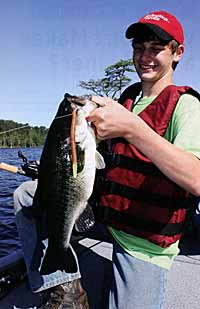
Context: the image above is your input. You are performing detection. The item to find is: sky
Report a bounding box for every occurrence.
[0,0,200,127]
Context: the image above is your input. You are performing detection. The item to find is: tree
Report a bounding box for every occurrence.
[0,119,48,148]
[79,59,135,99]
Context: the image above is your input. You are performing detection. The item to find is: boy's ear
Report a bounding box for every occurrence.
[174,44,184,62]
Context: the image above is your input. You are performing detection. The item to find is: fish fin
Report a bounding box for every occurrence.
[95,151,105,169]
[40,246,78,275]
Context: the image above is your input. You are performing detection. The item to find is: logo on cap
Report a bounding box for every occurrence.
[144,14,169,23]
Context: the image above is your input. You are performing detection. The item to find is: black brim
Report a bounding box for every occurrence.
[125,23,173,41]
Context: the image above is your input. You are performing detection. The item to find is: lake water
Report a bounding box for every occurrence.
[0,147,42,260]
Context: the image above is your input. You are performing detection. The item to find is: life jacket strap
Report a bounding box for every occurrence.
[94,206,185,236]
[103,152,163,176]
[103,180,192,210]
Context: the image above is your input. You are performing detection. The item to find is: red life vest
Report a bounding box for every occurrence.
[93,83,200,248]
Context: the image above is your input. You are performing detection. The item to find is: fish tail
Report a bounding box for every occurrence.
[40,245,78,275]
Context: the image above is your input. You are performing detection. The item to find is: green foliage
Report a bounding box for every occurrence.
[0,119,48,148]
[79,59,135,99]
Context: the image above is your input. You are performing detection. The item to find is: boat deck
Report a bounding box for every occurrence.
[1,233,200,309]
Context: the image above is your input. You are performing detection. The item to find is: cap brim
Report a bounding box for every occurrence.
[125,23,173,41]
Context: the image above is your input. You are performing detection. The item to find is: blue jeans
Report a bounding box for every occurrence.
[13,180,80,293]
[83,227,168,309]
[109,239,168,309]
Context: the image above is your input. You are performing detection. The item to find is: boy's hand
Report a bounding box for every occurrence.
[86,96,134,140]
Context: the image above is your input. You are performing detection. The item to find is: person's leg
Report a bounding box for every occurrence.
[14,180,88,308]
[109,239,168,309]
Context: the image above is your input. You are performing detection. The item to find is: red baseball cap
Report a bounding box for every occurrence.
[125,11,184,44]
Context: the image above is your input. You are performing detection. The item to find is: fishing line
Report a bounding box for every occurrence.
[0,125,30,135]
[1,100,91,134]
[54,113,73,120]
[0,113,73,135]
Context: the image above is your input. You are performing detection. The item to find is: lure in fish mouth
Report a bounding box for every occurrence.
[31,93,105,275]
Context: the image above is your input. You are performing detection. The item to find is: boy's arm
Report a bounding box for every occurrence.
[87,96,200,196]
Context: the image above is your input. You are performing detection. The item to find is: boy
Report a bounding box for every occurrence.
[87,10,200,308]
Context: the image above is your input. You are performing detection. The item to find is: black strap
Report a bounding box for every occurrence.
[118,82,142,105]
[103,180,193,210]
[103,152,163,176]
[185,88,200,101]
[95,206,184,236]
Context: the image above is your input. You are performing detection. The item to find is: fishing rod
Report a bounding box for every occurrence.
[0,162,22,174]
[0,151,39,179]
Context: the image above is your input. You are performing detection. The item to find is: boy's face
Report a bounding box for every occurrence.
[132,39,182,83]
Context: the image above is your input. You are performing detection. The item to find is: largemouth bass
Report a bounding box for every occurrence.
[32,94,104,275]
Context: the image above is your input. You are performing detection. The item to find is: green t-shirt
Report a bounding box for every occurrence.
[109,93,200,270]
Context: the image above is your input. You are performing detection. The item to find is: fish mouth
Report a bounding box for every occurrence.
[66,94,101,109]
[66,94,93,106]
